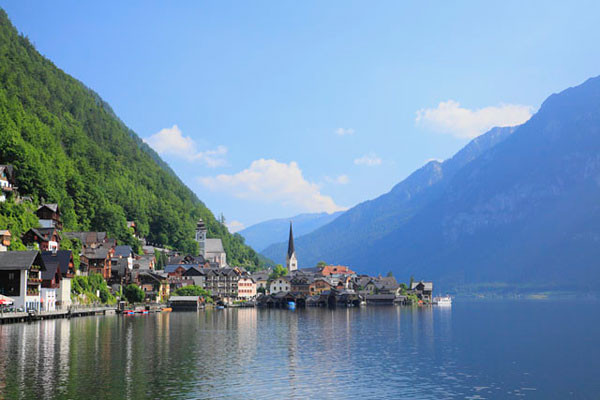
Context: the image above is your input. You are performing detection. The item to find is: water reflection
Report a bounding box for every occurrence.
[0,303,599,399]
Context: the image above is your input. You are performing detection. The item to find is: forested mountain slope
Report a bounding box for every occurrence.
[0,10,260,267]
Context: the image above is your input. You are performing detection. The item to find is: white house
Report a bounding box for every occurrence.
[269,276,290,294]
[40,288,56,311]
[0,251,45,311]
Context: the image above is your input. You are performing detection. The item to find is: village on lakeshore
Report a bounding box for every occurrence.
[0,164,442,321]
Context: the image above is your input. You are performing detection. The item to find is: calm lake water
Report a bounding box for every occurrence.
[0,300,598,399]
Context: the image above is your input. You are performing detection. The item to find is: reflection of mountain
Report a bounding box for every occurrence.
[265,76,600,291]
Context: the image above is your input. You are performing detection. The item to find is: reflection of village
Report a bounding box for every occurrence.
[0,164,437,321]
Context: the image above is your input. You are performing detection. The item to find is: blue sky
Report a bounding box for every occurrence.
[3,1,600,231]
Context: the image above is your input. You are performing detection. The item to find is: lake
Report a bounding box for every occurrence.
[0,300,598,399]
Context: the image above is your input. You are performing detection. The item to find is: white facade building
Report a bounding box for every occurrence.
[269,277,290,294]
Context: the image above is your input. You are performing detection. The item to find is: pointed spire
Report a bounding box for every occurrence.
[287,221,295,257]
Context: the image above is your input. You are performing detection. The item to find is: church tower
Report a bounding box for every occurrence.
[195,218,207,257]
[286,221,298,271]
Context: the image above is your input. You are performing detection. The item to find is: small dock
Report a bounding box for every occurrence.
[0,306,116,324]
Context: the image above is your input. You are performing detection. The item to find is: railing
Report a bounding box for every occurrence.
[26,290,39,296]
[28,278,42,284]
[30,265,41,271]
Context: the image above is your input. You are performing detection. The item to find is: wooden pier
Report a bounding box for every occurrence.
[0,306,116,324]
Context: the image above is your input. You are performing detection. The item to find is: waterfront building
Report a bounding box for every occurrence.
[290,275,313,295]
[0,251,46,311]
[40,288,56,311]
[237,276,256,300]
[310,277,333,295]
[250,270,269,292]
[41,250,74,309]
[136,270,170,302]
[269,276,290,293]
[410,281,433,302]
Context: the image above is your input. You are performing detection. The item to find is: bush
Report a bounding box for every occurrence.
[124,284,145,304]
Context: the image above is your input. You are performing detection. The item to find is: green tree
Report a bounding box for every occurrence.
[124,284,145,304]
[173,285,211,299]
[316,261,327,268]
[269,264,288,280]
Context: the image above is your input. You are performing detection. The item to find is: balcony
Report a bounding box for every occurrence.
[26,289,39,296]
[30,265,41,271]
[28,277,42,285]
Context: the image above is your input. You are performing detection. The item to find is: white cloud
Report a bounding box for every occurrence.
[354,153,382,166]
[325,174,350,185]
[226,220,245,233]
[416,100,533,139]
[198,159,347,213]
[335,128,355,136]
[144,125,227,167]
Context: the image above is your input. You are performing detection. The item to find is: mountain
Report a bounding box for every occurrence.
[262,125,516,266]
[239,211,344,252]
[266,76,600,291]
[0,9,261,267]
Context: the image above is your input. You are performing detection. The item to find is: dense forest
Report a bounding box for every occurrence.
[0,9,262,268]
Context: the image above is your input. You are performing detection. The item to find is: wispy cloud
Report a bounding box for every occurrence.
[325,174,350,185]
[198,159,347,213]
[354,153,382,166]
[416,100,533,139]
[144,124,227,167]
[335,128,355,136]
[226,220,245,233]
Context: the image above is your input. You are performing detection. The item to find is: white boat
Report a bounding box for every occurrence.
[434,296,452,306]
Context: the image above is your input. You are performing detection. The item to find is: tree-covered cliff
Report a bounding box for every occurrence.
[0,9,261,267]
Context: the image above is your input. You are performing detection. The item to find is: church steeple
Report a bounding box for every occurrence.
[286,221,298,271]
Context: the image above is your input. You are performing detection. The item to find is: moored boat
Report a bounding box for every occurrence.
[434,296,452,306]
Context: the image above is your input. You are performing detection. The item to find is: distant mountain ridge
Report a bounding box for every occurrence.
[262,125,516,267]
[240,211,343,252]
[264,76,600,291]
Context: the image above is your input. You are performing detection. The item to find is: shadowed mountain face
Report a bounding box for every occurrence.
[239,211,343,252]
[264,76,600,290]
[263,126,516,269]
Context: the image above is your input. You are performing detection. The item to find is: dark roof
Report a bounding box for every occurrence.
[114,245,134,258]
[287,221,295,257]
[84,247,109,260]
[410,281,433,291]
[64,231,107,245]
[41,250,72,275]
[0,251,45,271]
[25,227,60,242]
[165,264,200,273]
[37,203,59,213]
[41,261,60,281]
